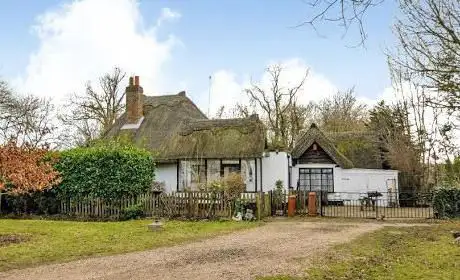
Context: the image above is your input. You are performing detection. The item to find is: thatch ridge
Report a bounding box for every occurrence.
[143,94,207,118]
[180,115,260,136]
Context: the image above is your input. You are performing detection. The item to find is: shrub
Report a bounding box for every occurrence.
[201,173,245,218]
[433,187,460,218]
[54,139,155,201]
[1,190,60,215]
[120,203,145,220]
[222,173,245,201]
[0,142,61,195]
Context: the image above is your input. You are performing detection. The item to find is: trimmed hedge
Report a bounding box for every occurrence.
[54,140,155,201]
[433,187,460,218]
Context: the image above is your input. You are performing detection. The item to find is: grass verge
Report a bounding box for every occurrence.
[0,219,257,271]
[260,221,459,280]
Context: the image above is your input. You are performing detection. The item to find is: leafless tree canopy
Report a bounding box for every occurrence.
[59,67,126,146]
[0,80,56,147]
[391,0,460,117]
[243,64,309,149]
[315,88,368,132]
[298,0,385,46]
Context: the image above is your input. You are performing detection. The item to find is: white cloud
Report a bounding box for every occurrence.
[207,70,248,116]
[14,0,180,102]
[207,58,339,117]
[157,7,181,27]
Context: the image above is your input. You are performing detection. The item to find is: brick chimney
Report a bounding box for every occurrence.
[126,75,144,124]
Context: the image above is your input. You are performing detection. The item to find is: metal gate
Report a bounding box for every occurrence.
[320,191,435,219]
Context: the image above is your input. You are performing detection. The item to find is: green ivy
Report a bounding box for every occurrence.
[54,140,155,201]
[433,187,460,218]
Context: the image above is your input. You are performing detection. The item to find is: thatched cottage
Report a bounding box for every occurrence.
[106,76,398,204]
[105,76,267,192]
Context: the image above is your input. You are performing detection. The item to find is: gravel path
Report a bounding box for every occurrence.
[0,221,394,280]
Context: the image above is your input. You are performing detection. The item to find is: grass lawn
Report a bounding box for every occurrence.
[261,221,460,280]
[0,219,257,271]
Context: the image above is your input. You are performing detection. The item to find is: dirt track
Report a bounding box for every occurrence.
[0,221,390,280]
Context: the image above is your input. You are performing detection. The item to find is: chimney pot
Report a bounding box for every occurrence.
[134,76,139,86]
[129,77,134,86]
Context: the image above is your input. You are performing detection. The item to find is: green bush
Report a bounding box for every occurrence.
[54,139,155,201]
[120,203,145,220]
[1,190,60,215]
[433,187,460,218]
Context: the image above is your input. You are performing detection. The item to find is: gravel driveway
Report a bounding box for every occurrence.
[1,221,385,280]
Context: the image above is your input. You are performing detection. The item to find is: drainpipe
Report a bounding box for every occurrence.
[260,158,263,192]
[287,154,291,189]
[255,158,258,192]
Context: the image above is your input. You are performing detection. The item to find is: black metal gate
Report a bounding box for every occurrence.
[270,190,435,219]
[320,191,435,219]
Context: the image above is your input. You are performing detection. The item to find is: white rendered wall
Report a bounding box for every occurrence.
[335,168,399,206]
[262,152,289,191]
[155,163,177,193]
[289,164,399,206]
[338,169,398,193]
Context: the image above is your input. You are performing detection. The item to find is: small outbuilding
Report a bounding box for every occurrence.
[288,123,398,207]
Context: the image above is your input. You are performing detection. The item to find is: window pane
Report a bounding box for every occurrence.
[298,168,333,192]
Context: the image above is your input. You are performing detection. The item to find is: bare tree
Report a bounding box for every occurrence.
[0,80,56,147]
[390,0,460,121]
[385,0,460,186]
[0,80,11,105]
[60,67,126,146]
[315,88,368,132]
[288,101,316,146]
[297,0,386,46]
[244,64,309,149]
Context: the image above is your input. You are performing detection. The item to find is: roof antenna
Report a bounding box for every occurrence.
[207,75,212,118]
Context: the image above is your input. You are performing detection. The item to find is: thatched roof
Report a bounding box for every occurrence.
[292,123,354,168]
[326,131,383,169]
[104,93,265,161]
[292,124,384,169]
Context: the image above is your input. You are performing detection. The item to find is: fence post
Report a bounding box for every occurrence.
[320,190,323,217]
[375,197,379,219]
[256,192,261,220]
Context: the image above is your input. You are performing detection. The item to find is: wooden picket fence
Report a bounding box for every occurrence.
[60,191,272,220]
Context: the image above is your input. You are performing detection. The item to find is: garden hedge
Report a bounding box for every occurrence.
[433,187,460,218]
[54,140,155,201]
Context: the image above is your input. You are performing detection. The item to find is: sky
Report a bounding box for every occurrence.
[0,0,398,116]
